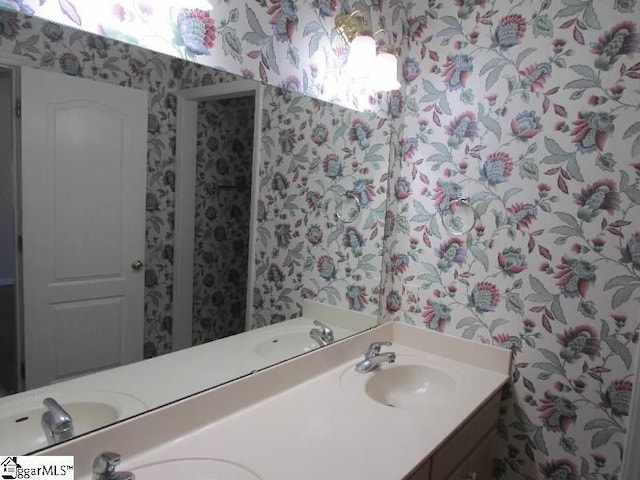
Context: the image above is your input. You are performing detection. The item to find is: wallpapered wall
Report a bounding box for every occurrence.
[383,2,640,480]
[2,0,640,478]
[252,85,390,329]
[192,97,254,345]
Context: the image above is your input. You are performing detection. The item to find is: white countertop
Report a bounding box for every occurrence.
[1,300,377,454]
[42,322,510,480]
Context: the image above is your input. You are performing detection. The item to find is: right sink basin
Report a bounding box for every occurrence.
[364,364,458,408]
[339,350,469,409]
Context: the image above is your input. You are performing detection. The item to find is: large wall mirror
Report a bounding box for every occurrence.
[0,9,391,454]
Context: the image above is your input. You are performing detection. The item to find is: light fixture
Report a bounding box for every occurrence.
[334,11,400,92]
[370,33,400,91]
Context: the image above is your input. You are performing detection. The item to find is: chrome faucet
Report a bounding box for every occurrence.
[41,397,74,445]
[93,452,135,480]
[309,320,335,347]
[355,341,396,373]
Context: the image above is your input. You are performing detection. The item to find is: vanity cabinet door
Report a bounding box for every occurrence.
[444,429,495,480]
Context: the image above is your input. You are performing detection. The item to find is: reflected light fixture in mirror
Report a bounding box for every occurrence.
[335,11,400,92]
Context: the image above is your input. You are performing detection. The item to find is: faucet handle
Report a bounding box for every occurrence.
[366,341,392,357]
[313,320,335,341]
[93,452,121,476]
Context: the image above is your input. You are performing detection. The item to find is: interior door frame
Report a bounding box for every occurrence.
[173,80,263,351]
[0,53,23,393]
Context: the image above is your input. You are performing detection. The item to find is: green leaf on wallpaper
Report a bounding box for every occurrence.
[550,295,566,324]
[410,199,432,223]
[559,436,577,455]
[506,292,524,315]
[604,335,632,369]
[440,16,460,27]
[515,48,536,69]
[456,317,479,328]
[502,187,523,205]
[532,362,564,377]
[570,64,598,81]
[556,2,586,19]
[480,115,502,141]
[529,275,553,297]
[265,38,280,75]
[479,57,505,77]
[543,136,571,156]
[611,284,640,309]
[570,89,585,100]
[591,429,618,449]
[585,418,619,431]
[556,211,581,229]
[308,31,323,58]
[583,3,600,29]
[489,318,509,333]
[469,244,489,271]
[512,404,537,432]
[534,427,549,455]
[566,155,583,181]
[632,135,640,159]
[539,348,563,368]
[623,122,640,140]
[519,160,539,180]
[245,5,267,37]
[564,78,599,89]
[321,286,341,305]
[462,325,481,339]
[303,21,322,36]
[485,63,506,91]
[603,275,637,290]
[417,263,440,284]
[624,188,640,204]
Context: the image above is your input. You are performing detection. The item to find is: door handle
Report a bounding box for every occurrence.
[131,260,144,271]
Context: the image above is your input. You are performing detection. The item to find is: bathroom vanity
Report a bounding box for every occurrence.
[40,320,510,480]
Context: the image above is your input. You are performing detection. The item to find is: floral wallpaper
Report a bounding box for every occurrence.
[382,1,640,479]
[251,85,390,328]
[0,0,395,113]
[4,0,640,478]
[192,97,254,345]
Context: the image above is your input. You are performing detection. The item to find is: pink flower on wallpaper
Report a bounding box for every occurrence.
[267,0,298,43]
[441,54,473,91]
[422,300,451,332]
[554,257,597,298]
[519,62,552,91]
[390,253,410,275]
[537,391,577,433]
[495,14,527,49]
[510,110,542,140]
[591,21,640,70]
[556,325,601,362]
[506,203,538,230]
[539,460,579,479]
[175,8,216,56]
[570,112,615,153]
[470,281,500,313]
[574,179,620,222]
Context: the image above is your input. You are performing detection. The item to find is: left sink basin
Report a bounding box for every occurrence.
[131,458,262,480]
[0,391,148,452]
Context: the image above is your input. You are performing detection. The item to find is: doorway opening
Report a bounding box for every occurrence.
[0,65,20,396]
[172,80,263,351]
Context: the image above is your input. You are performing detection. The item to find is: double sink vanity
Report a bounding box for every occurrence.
[37,305,510,480]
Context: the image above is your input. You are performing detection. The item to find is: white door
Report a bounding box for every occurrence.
[20,67,148,389]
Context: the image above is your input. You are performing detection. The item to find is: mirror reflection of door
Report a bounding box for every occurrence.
[19,67,148,390]
[192,96,255,345]
[0,66,19,397]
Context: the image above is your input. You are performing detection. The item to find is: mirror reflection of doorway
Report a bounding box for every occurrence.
[191,95,255,344]
[0,65,19,396]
